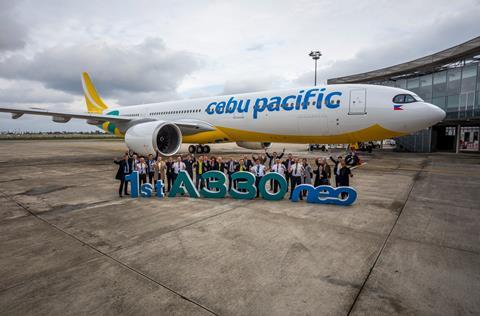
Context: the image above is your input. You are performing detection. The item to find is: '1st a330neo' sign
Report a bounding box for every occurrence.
[125,170,357,206]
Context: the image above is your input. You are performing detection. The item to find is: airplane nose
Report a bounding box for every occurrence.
[427,102,446,123]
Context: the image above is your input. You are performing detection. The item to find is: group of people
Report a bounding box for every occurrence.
[114,149,353,199]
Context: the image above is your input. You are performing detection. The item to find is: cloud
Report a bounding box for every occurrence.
[1,0,479,133]
[295,6,480,85]
[0,0,28,51]
[222,76,285,95]
[0,37,204,105]
[0,79,74,104]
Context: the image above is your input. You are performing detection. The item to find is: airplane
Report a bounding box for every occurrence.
[0,72,445,156]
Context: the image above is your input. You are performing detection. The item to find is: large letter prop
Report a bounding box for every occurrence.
[200,171,228,198]
[168,171,200,198]
[229,171,257,199]
[291,185,357,206]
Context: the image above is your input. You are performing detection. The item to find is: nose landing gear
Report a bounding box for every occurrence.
[188,144,211,154]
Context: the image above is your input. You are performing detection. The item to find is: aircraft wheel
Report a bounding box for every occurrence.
[204,145,211,153]
[196,145,204,154]
[188,145,196,154]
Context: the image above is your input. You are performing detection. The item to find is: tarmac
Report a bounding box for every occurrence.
[0,140,479,315]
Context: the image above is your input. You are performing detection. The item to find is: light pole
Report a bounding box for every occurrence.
[309,50,322,86]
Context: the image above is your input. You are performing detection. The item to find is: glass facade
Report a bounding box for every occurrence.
[382,62,480,120]
[371,60,480,153]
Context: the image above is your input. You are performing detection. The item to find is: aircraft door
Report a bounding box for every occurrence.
[349,89,366,114]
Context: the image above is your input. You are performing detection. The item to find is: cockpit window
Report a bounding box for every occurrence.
[404,95,415,103]
[393,94,418,103]
[393,94,405,103]
[412,94,423,102]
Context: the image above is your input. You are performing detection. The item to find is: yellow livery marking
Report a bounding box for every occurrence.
[101,122,109,132]
[182,129,231,143]
[82,72,109,113]
[184,124,405,144]
[106,123,405,145]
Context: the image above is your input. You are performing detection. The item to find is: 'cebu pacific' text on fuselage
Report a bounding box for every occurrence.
[205,88,342,119]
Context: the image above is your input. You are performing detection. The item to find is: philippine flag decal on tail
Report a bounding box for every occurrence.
[393,104,403,111]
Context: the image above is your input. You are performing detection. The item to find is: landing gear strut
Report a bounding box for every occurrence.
[188,144,210,154]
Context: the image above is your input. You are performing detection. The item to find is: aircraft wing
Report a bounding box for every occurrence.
[0,106,215,134]
[0,106,131,124]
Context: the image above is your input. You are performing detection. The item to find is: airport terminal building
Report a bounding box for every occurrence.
[328,36,480,153]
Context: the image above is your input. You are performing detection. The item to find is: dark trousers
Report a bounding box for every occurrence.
[139,173,147,185]
[339,180,349,199]
[255,176,263,197]
[118,178,129,196]
[228,172,234,191]
[273,179,280,193]
[166,174,174,191]
[195,174,205,190]
[289,176,302,199]
[148,172,155,184]
[187,170,193,181]
[285,172,290,192]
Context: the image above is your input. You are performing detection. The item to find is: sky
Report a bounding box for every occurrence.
[1,0,479,132]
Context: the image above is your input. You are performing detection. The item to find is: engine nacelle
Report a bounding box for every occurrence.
[125,121,182,156]
[236,142,272,150]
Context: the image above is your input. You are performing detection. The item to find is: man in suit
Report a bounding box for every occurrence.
[183,154,195,180]
[165,157,175,192]
[250,158,266,198]
[283,153,295,191]
[136,157,148,185]
[114,153,132,197]
[173,156,186,183]
[265,148,285,169]
[147,154,156,184]
[289,157,305,200]
[225,157,237,191]
[243,155,253,171]
[193,155,207,189]
[270,158,286,193]
[233,158,248,192]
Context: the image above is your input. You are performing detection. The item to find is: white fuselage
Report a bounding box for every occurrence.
[109,84,446,144]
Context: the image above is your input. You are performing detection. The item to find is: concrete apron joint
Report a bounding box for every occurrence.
[0,190,260,316]
[346,159,425,315]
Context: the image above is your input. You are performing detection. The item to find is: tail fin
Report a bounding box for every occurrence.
[81,72,109,114]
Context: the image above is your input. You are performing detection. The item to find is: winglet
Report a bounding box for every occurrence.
[81,72,108,113]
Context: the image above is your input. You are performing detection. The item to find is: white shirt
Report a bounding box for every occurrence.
[173,161,186,174]
[136,162,147,174]
[148,159,156,172]
[133,159,140,170]
[227,160,236,173]
[271,163,286,176]
[290,163,304,177]
[250,164,266,177]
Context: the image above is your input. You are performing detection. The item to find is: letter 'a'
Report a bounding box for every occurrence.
[168,171,200,198]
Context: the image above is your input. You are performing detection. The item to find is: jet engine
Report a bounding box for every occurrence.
[125,121,182,156]
[236,142,272,150]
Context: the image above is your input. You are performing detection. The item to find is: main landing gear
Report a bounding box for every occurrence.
[188,144,210,154]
